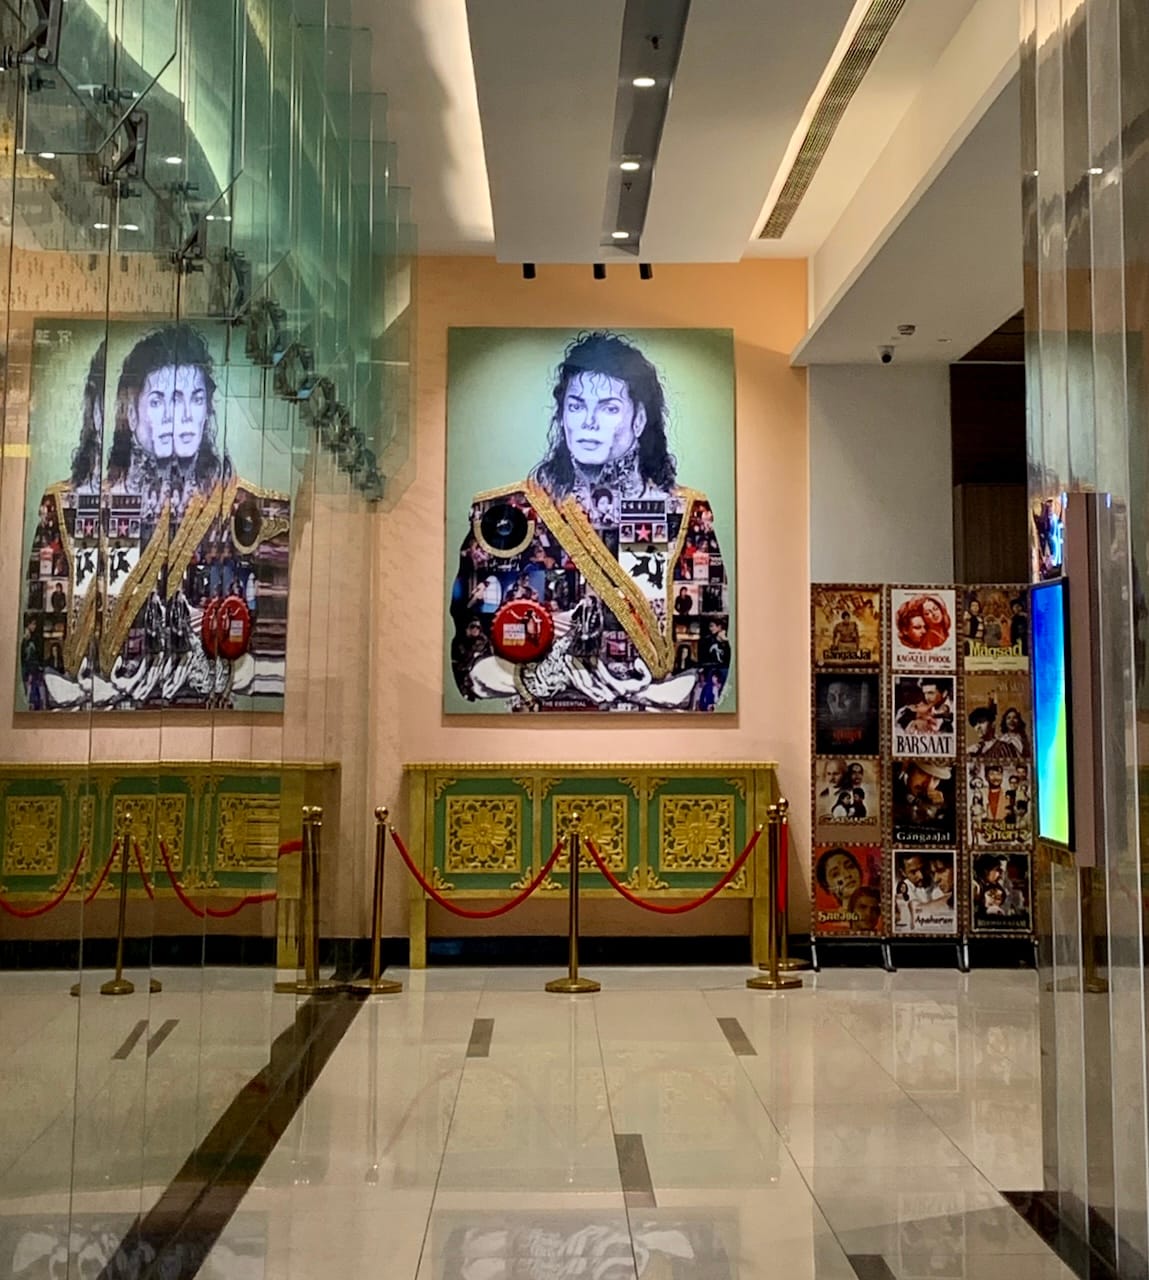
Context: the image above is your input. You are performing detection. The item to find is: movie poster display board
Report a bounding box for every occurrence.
[811,582,1035,949]
[810,585,885,934]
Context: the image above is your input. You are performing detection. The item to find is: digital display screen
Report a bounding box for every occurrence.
[1032,580,1073,846]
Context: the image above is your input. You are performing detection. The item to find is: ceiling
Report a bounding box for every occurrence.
[363,0,1023,363]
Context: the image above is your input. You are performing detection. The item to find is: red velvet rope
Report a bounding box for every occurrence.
[390,826,566,918]
[158,839,276,918]
[778,818,789,914]
[0,844,90,919]
[583,828,763,914]
[83,840,120,904]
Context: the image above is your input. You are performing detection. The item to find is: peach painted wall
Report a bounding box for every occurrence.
[375,257,812,938]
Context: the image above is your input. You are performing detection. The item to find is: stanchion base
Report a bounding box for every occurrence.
[350,977,404,995]
[778,958,811,972]
[747,974,802,991]
[273,979,347,995]
[100,977,136,996]
[149,978,162,993]
[545,976,601,994]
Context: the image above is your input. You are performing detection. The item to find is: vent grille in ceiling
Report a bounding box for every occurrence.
[759,0,906,239]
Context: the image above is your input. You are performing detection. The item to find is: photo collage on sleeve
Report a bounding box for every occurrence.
[811,586,884,933]
[962,585,1033,935]
[889,586,960,937]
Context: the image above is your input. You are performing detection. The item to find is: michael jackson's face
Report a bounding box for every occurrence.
[131,364,208,461]
[562,371,646,469]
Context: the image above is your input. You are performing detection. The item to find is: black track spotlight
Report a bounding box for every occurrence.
[521,262,536,280]
[593,263,606,281]
[639,262,653,281]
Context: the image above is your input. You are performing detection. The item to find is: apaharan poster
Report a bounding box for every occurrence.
[890,587,957,672]
[444,328,736,713]
[812,584,881,667]
[892,849,958,935]
[891,674,955,757]
[18,320,292,712]
[962,586,1028,671]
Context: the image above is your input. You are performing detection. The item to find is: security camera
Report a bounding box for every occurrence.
[878,346,894,364]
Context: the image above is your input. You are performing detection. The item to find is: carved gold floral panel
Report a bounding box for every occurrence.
[658,796,735,872]
[111,795,187,872]
[553,796,627,872]
[445,797,522,873]
[2,796,61,875]
[217,795,280,870]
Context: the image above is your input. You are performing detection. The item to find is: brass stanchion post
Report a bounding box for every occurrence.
[774,799,810,973]
[545,812,600,994]
[353,808,403,995]
[748,804,801,991]
[277,806,343,995]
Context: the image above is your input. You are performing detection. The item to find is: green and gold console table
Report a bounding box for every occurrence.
[403,761,779,968]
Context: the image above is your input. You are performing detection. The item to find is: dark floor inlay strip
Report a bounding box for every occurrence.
[112,1020,149,1060]
[716,1016,756,1056]
[467,1017,494,1058]
[1004,1190,1123,1280]
[848,1257,898,1280]
[615,1133,656,1209]
[97,986,365,1280]
[146,1018,180,1058]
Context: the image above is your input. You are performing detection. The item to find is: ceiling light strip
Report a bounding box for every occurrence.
[759,0,906,240]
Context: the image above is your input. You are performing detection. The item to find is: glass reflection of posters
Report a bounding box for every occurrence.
[812,843,884,935]
[811,584,881,667]
[1031,579,1073,847]
[444,328,736,714]
[18,320,292,712]
[891,674,955,757]
[1031,495,1066,581]
[962,585,1028,671]
[890,587,957,672]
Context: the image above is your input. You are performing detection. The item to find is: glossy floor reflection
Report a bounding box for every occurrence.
[194,965,1064,1280]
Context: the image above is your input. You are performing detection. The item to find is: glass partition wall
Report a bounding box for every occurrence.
[0,0,413,1270]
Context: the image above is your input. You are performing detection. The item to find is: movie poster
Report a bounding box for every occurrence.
[891,758,957,846]
[962,586,1028,671]
[964,671,1032,759]
[814,673,881,755]
[812,843,884,935]
[890,587,957,672]
[1031,495,1065,581]
[892,675,955,757]
[967,761,1032,848]
[18,320,292,712]
[971,851,1032,932]
[892,849,958,935]
[444,328,736,714]
[812,584,881,667]
[813,757,880,831]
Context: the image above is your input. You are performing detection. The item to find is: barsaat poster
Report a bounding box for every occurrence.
[18,320,293,712]
[444,328,736,713]
[891,674,955,757]
[890,587,957,672]
[812,584,881,667]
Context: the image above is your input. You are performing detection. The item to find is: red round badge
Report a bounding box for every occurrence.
[216,595,253,660]
[491,599,554,663]
[201,599,220,658]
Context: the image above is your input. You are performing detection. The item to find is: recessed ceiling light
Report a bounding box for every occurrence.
[120,223,140,232]
[38,151,55,160]
[164,155,182,165]
[620,159,641,172]
[1088,166,1102,175]
[205,213,233,223]
[632,76,656,88]
[611,230,629,240]
[93,222,109,230]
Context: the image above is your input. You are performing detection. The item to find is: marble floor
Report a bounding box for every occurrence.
[184,964,1061,1280]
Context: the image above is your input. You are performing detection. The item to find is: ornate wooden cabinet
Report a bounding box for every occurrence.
[402,761,780,967]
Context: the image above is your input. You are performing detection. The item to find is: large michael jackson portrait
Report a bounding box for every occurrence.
[17,320,291,712]
[445,328,736,713]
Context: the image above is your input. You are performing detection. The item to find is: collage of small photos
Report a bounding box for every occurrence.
[811,583,1035,945]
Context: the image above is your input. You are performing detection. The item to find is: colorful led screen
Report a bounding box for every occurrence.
[1031,580,1073,847]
